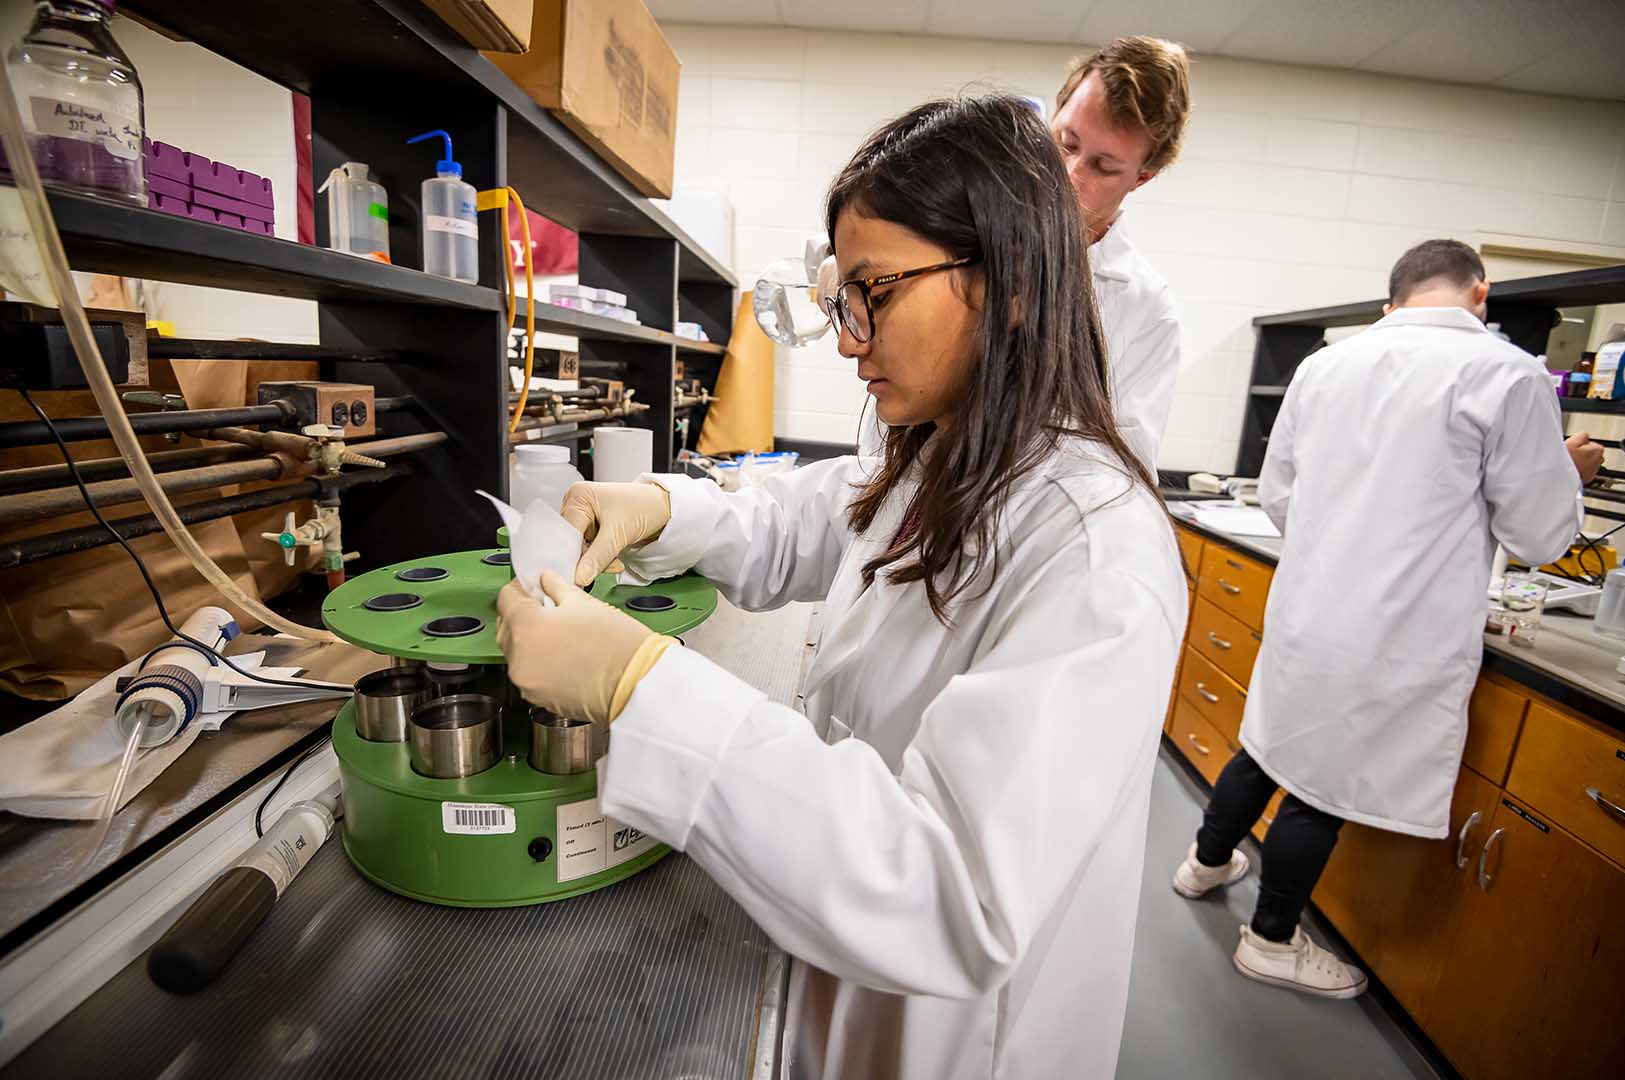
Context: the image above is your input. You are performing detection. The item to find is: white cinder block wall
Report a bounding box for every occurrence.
[661,24,1625,470]
[111,16,317,342]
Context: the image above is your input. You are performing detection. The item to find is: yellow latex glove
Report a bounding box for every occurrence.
[496,570,672,724]
[558,480,672,587]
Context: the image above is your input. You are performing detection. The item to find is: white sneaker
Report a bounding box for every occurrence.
[1232,924,1369,999]
[1171,842,1250,898]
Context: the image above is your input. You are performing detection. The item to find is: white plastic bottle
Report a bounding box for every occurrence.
[316,162,390,263]
[407,129,477,283]
[510,444,583,514]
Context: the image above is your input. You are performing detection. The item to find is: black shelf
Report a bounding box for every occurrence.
[51,192,502,311]
[513,302,729,352]
[1561,396,1625,414]
[1254,264,1625,328]
[123,0,736,288]
[1237,262,1625,475]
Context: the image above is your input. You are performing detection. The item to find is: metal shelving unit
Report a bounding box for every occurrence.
[73,0,740,566]
[1237,264,1625,475]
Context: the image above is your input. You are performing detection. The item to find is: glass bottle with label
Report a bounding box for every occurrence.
[5,0,145,204]
[407,129,478,283]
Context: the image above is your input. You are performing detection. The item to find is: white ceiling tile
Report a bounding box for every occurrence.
[925,0,1089,45]
[650,0,1625,101]
[785,0,931,35]
[1076,0,1269,53]
[1355,0,1577,84]
[1215,0,1431,70]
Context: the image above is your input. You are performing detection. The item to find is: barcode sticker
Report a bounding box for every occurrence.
[441,802,515,835]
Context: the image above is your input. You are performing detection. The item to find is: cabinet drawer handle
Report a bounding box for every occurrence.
[1186,733,1211,756]
[1218,578,1242,595]
[1454,810,1482,870]
[1195,683,1220,704]
[1206,631,1233,650]
[1586,786,1625,824]
[1477,828,1504,892]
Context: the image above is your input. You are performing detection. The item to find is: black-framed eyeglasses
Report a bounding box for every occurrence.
[823,257,979,344]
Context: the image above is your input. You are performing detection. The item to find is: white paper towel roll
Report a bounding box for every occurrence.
[592,427,653,483]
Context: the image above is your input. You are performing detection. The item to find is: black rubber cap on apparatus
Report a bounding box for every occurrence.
[147,865,277,994]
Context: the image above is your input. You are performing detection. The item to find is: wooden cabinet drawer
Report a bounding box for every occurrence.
[1169,697,1233,788]
[1189,596,1263,689]
[1196,543,1272,631]
[1179,646,1245,746]
[1463,675,1528,785]
[1176,526,1204,577]
[1507,703,1625,869]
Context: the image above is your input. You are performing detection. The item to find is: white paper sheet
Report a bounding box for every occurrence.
[1190,505,1283,539]
[476,489,582,599]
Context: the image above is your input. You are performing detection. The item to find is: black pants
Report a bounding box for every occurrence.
[1194,748,1345,943]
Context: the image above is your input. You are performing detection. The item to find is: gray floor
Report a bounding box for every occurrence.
[1117,751,1442,1080]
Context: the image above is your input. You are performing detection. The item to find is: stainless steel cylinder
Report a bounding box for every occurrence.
[409,694,503,778]
[530,711,596,775]
[353,667,431,742]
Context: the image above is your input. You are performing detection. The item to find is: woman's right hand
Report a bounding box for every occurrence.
[559,481,673,586]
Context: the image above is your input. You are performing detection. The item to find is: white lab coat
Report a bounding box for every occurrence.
[598,439,1186,1080]
[855,217,1180,472]
[1242,306,1582,838]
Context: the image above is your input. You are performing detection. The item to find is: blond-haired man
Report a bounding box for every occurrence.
[857,37,1191,472]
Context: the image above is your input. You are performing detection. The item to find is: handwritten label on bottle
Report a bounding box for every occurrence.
[425,214,477,239]
[31,96,141,160]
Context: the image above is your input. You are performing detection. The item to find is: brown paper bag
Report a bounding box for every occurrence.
[696,292,776,456]
[0,358,322,700]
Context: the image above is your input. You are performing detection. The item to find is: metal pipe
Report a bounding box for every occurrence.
[0,443,256,496]
[0,455,302,526]
[0,402,294,448]
[0,466,406,569]
[0,395,413,450]
[349,431,449,457]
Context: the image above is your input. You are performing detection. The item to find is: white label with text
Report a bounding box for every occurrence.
[441,802,515,835]
[425,214,477,238]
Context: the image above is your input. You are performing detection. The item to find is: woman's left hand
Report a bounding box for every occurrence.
[495,570,655,724]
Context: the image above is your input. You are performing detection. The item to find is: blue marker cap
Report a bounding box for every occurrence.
[407,130,461,178]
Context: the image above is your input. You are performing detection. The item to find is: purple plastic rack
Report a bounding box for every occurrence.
[143,138,275,236]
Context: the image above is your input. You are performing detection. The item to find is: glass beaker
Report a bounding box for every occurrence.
[1501,573,1549,647]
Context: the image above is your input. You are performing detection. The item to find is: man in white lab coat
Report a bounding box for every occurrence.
[1170,239,1599,997]
[859,36,1187,471]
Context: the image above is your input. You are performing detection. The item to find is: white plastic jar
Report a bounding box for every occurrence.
[510,444,583,514]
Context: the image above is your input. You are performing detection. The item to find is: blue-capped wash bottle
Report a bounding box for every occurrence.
[407,129,478,283]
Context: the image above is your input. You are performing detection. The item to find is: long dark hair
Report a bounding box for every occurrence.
[828,94,1153,623]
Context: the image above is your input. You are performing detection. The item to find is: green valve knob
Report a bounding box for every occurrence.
[278,533,297,549]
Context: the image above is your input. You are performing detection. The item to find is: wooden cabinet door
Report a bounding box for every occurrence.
[1423,798,1625,1080]
[1310,767,1501,1019]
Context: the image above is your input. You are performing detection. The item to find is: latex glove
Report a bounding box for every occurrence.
[559,480,672,587]
[1567,431,1605,485]
[497,570,660,724]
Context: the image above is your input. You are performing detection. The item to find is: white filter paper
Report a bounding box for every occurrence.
[476,489,582,600]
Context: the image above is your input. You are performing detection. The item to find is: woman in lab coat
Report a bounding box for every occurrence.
[496,95,1187,1080]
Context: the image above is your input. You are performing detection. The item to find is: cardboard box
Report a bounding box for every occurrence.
[486,1,679,198]
[425,0,533,53]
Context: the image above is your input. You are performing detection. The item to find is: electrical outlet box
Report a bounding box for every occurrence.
[257,381,376,437]
[0,302,142,389]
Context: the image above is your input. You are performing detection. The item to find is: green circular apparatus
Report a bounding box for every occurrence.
[323,549,717,907]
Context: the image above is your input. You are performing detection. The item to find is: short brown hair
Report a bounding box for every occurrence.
[1388,239,1485,304]
[1056,36,1191,173]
